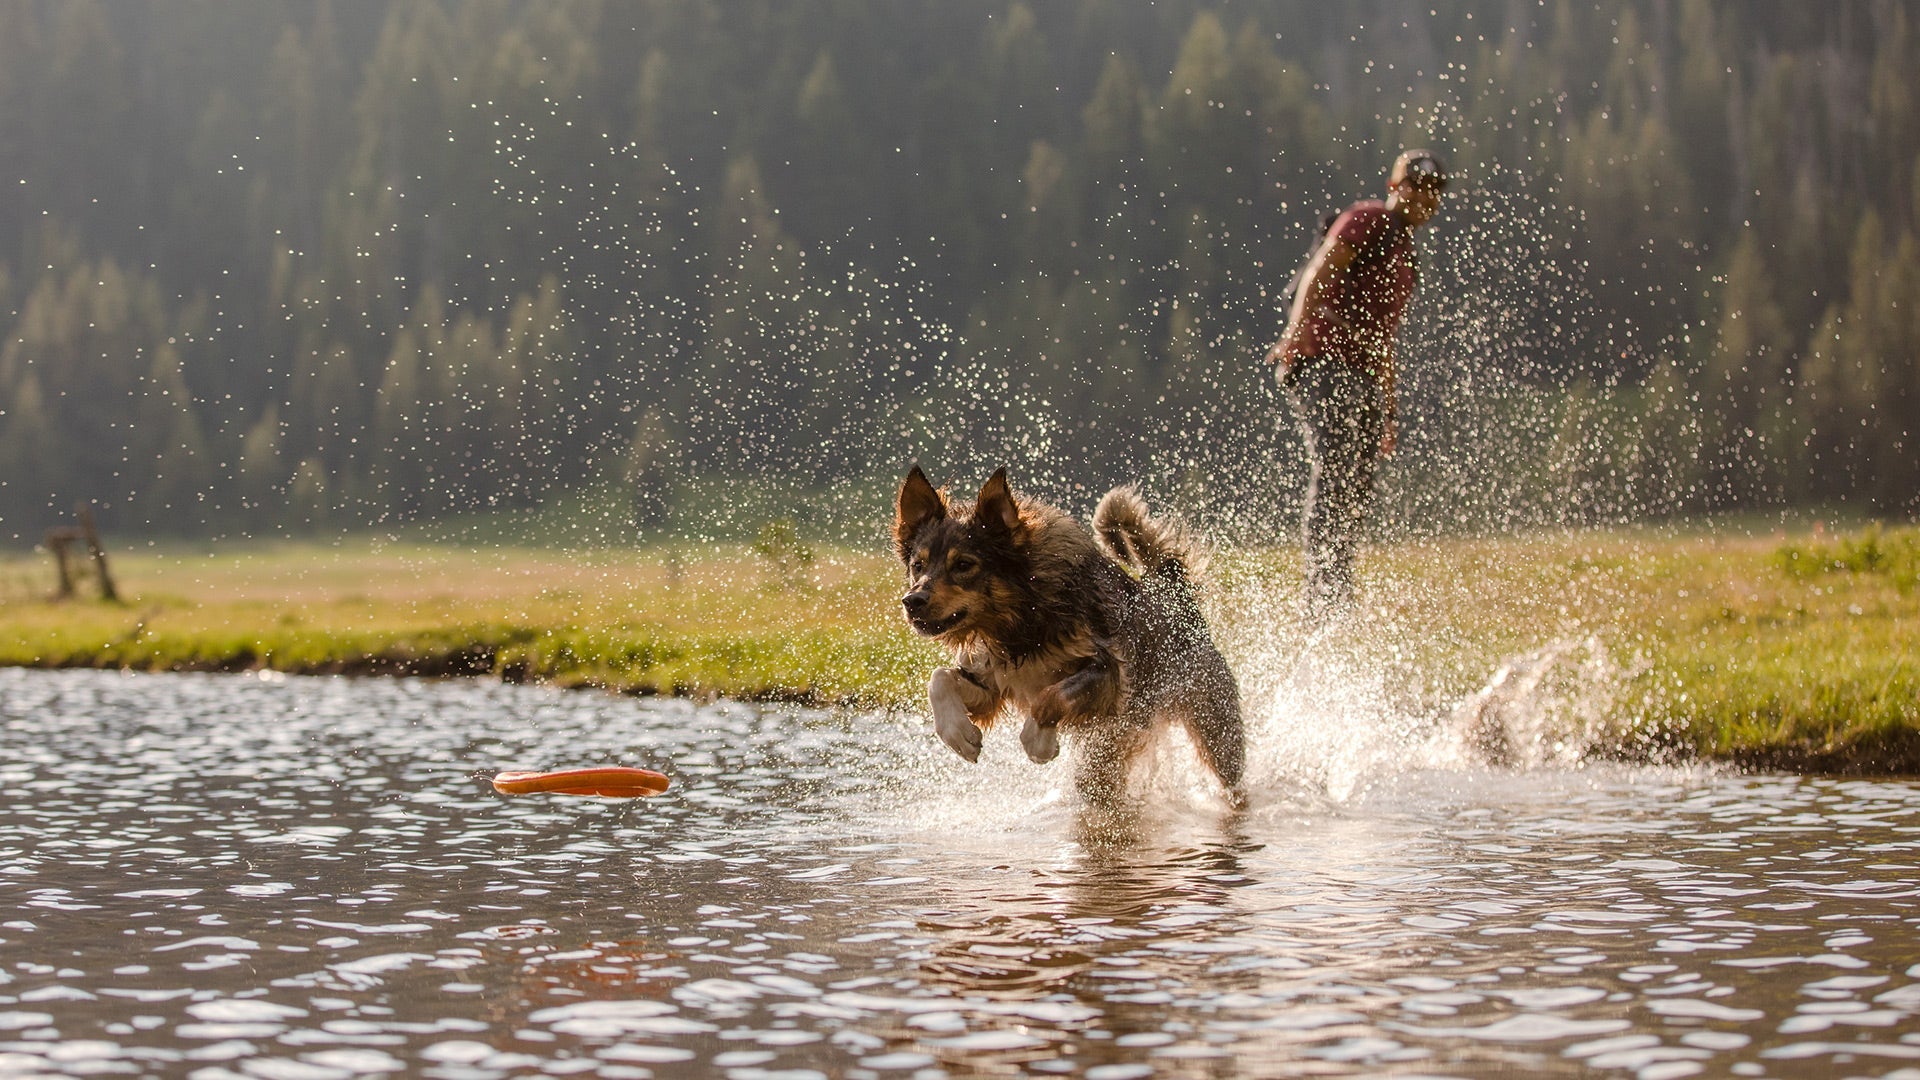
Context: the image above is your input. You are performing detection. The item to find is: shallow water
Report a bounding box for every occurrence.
[1,669,1917,1079]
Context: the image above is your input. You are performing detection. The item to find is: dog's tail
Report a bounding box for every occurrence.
[1093,485,1206,581]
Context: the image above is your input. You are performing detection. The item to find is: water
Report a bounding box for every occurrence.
[1,669,1917,1078]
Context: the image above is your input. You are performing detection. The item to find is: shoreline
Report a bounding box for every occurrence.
[2,525,1914,776]
[9,645,1918,783]
[5,655,1916,776]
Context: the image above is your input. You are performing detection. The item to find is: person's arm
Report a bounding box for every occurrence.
[1267,236,1358,365]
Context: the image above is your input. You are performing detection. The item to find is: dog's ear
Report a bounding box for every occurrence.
[894,465,946,558]
[974,468,1022,534]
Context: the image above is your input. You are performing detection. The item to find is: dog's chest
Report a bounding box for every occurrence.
[957,636,1093,706]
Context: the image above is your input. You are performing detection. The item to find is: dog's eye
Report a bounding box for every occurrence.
[909,556,926,574]
[950,555,979,575]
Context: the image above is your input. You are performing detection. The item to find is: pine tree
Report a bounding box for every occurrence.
[128,342,213,530]
[623,407,673,536]
[288,456,331,533]
[233,404,287,528]
[0,372,59,531]
[1703,233,1796,504]
[372,327,428,516]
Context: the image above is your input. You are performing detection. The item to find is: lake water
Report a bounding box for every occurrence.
[1,667,1917,1078]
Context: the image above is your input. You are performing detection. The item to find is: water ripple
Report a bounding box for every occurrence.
[1,669,1918,1076]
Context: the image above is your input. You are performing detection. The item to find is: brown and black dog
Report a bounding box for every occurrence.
[892,466,1245,804]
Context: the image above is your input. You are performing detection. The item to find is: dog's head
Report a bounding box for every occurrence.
[892,466,1027,640]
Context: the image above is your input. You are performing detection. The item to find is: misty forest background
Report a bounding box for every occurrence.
[2,0,1916,549]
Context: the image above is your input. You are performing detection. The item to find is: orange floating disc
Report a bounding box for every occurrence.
[491,766,672,798]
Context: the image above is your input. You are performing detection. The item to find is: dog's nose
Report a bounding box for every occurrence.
[902,592,928,615]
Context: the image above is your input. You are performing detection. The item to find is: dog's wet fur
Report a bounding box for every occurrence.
[893,466,1245,805]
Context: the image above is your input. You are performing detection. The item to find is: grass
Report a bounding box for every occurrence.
[1351,524,1919,771]
[0,541,932,707]
[2,523,1915,773]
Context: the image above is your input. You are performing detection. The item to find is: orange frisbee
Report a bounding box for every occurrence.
[491,766,672,798]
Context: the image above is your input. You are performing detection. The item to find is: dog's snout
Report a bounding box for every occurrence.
[901,591,929,614]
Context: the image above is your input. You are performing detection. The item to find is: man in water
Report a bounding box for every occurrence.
[1267,149,1447,624]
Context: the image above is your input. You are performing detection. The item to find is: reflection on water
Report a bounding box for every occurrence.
[1,668,1918,1078]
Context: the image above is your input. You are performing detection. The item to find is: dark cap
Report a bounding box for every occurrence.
[1390,149,1448,191]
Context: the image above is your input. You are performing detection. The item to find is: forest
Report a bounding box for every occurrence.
[1,0,1915,544]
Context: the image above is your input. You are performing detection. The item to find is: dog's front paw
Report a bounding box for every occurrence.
[928,667,990,763]
[1020,717,1060,764]
[934,709,984,763]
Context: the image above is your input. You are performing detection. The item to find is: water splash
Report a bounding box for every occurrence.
[1212,559,1664,806]
[1435,635,1637,770]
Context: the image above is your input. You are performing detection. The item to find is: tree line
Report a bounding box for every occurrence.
[0,0,1915,544]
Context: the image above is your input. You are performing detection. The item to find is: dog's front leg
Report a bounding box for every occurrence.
[1019,715,1060,764]
[928,667,995,763]
[1023,648,1123,765]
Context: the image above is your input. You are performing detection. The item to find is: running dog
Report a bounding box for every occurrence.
[892,466,1245,803]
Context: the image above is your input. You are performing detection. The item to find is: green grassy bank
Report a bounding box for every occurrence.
[2,525,1915,773]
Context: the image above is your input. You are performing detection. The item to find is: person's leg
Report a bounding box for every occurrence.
[1284,358,1384,622]
[1284,357,1343,618]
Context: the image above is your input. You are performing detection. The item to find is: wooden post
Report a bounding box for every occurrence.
[43,526,81,599]
[75,504,120,602]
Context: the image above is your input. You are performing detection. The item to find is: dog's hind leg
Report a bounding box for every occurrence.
[1072,723,1151,807]
[1181,664,1247,798]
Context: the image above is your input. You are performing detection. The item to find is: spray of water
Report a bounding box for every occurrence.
[435,83,1675,552]
[451,85,1686,805]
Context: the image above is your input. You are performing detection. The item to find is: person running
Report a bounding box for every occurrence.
[1266,149,1448,624]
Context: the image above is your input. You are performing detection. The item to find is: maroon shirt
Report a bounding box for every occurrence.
[1290,200,1417,376]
